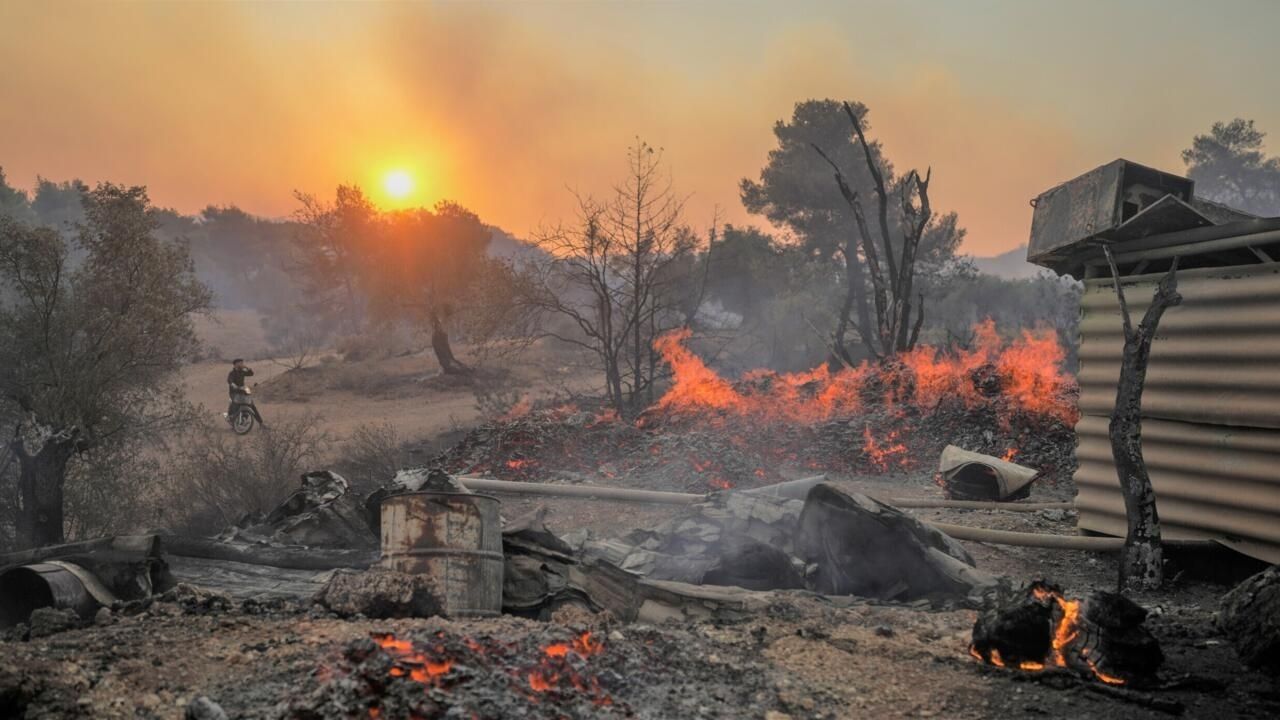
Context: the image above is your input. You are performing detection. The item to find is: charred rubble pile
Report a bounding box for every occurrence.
[430,369,1077,494]
[374,468,999,623]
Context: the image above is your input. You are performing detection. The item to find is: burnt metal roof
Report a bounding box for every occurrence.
[1026,158,1275,278]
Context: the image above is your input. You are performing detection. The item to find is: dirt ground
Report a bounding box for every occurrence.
[2,470,1276,719]
[181,330,596,450]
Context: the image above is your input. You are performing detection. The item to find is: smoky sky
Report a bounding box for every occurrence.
[1,1,1277,254]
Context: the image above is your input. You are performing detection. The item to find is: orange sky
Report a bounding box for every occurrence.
[2,1,1277,255]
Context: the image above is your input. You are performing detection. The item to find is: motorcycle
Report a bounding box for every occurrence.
[227,385,260,435]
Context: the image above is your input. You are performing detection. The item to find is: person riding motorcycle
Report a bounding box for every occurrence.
[225,358,265,427]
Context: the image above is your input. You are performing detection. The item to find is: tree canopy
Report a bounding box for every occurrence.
[0,183,211,545]
[1182,118,1280,217]
[742,100,965,361]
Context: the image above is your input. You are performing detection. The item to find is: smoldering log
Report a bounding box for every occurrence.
[972,581,1163,686]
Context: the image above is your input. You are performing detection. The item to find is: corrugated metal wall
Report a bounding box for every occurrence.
[1076,261,1280,563]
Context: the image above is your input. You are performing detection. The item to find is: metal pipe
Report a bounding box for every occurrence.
[456,477,1217,551]
[456,477,702,505]
[459,476,1074,512]
[890,499,1074,512]
[928,522,1212,551]
[1089,228,1280,268]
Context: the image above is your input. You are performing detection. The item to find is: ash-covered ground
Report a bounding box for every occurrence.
[2,472,1276,719]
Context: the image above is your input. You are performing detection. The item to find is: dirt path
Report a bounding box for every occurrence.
[181,356,483,444]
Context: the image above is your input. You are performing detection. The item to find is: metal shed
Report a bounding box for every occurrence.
[1029,159,1280,564]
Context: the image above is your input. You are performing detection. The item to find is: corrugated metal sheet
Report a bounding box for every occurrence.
[1078,262,1280,428]
[1075,260,1280,564]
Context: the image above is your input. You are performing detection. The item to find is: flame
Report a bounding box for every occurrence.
[506,458,533,470]
[528,670,557,692]
[1001,447,1018,462]
[651,320,1076,465]
[1085,658,1126,686]
[862,426,909,472]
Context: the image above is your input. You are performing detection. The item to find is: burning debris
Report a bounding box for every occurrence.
[971,581,1163,686]
[433,320,1078,493]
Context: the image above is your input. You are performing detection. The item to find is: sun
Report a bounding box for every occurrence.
[384,170,414,199]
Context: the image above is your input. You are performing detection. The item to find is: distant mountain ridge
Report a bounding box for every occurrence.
[971,245,1045,279]
[486,225,548,264]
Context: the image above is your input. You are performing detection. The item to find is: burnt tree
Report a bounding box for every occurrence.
[812,102,933,358]
[523,142,697,415]
[1102,247,1182,592]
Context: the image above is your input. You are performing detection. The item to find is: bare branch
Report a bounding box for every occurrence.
[1102,245,1134,340]
[844,101,898,293]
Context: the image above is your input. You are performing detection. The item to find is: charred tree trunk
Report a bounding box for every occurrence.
[832,248,873,365]
[429,309,470,376]
[12,435,77,548]
[1103,249,1182,592]
[812,103,933,358]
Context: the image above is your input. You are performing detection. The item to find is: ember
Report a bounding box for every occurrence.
[294,624,781,719]
[324,630,616,718]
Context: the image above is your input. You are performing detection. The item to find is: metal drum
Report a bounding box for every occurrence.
[0,562,100,627]
[379,492,503,618]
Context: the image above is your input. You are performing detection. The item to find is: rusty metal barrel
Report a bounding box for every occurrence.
[379,491,503,618]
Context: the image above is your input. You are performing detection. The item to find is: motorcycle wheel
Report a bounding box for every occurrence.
[231,408,255,435]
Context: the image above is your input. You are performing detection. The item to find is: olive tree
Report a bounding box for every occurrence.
[0,184,211,547]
